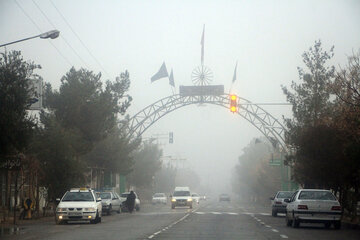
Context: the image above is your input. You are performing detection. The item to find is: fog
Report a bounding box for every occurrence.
[1,0,360,197]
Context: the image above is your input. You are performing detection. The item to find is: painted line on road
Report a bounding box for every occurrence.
[260,213,271,216]
[271,229,279,233]
[265,225,271,228]
[226,212,238,215]
[211,212,222,215]
[147,213,190,239]
[280,234,288,238]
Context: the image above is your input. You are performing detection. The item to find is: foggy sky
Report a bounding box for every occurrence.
[1,0,360,194]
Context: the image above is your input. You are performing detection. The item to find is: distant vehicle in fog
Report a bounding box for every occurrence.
[270,191,294,217]
[171,187,192,209]
[191,193,200,204]
[152,193,167,205]
[219,193,231,202]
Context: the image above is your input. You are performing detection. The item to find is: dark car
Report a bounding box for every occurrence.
[219,193,231,202]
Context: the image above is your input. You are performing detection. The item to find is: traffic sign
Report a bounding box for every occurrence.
[28,79,42,110]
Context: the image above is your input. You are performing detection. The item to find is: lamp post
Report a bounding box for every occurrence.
[0,30,60,48]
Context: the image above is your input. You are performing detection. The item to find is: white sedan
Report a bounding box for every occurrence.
[152,193,167,204]
[285,189,342,229]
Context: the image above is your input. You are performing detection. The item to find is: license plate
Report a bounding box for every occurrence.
[69,212,82,216]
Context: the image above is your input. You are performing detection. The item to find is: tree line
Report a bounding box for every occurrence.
[232,41,360,219]
[0,50,163,216]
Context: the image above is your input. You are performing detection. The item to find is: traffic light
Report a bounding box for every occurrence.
[169,132,173,144]
[230,94,237,113]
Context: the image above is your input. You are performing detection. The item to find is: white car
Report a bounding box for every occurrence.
[56,188,102,224]
[270,191,294,217]
[191,193,200,204]
[99,191,121,215]
[285,189,342,229]
[152,193,167,204]
[120,192,141,211]
[171,187,192,209]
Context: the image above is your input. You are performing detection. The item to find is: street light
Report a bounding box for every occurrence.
[0,30,60,48]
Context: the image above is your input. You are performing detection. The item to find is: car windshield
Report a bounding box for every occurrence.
[298,191,337,200]
[276,191,294,199]
[173,191,190,197]
[62,192,94,202]
[100,192,111,199]
[153,193,165,197]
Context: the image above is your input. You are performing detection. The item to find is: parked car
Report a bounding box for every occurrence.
[99,191,121,215]
[119,191,141,211]
[285,189,342,229]
[152,193,167,205]
[270,191,294,217]
[191,193,200,204]
[171,187,192,209]
[219,193,231,202]
[55,188,102,224]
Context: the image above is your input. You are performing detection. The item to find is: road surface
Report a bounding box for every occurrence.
[2,200,359,239]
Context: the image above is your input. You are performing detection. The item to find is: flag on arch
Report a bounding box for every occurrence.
[151,62,169,82]
[232,61,238,83]
[201,25,205,65]
[169,69,175,87]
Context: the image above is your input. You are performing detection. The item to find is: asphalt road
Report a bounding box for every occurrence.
[2,200,359,240]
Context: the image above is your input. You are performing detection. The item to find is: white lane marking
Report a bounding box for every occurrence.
[280,235,288,239]
[147,213,190,239]
[265,225,271,228]
[271,229,279,233]
[226,212,238,215]
[260,222,265,225]
[211,212,221,214]
[195,212,205,214]
[260,213,271,216]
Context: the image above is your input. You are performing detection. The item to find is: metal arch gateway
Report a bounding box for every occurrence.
[127,94,287,152]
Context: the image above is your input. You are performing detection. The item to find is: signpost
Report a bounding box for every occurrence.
[28,79,42,110]
[179,85,224,96]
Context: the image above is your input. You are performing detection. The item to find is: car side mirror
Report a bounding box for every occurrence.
[56,198,61,204]
[96,198,101,202]
[284,198,291,203]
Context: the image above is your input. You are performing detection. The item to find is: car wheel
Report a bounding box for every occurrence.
[334,221,341,230]
[117,205,121,214]
[171,204,175,209]
[91,211,99,224]
[135,205,140,211]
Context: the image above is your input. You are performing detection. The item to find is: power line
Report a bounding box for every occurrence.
[31,0,90,69]
[49,0,111,79]
[14,0,73,67]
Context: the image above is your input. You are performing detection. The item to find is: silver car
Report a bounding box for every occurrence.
[270,191,294,217]
[99,192,121,215]
[285,189,342,229]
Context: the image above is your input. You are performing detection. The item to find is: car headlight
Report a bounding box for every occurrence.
[171,198,176,202]
[187,198,193,202]
[57,208,67,212]
[84,207,95,212]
